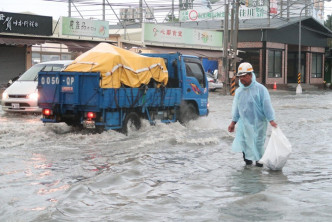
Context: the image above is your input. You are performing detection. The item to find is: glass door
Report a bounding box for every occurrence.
[287,52,305,83]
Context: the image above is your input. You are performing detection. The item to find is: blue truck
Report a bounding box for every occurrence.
[38,53,209,134]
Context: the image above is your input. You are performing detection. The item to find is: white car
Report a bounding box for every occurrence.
[207,72,223,92]
[1,60,72,113]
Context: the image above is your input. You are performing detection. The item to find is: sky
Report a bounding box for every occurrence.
[2,0,332,22]
[1,0,68,19]
[0,0,174,23]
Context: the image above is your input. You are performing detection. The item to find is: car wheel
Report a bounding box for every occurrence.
[121,112,141,135]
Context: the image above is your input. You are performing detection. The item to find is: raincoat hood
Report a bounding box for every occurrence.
[238,72,256,89]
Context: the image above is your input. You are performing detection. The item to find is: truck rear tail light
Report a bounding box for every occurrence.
[87,112,96,119]
[43,109,52,116]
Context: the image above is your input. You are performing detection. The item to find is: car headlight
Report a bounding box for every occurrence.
[2,92,8,100]
[27,92,39,100]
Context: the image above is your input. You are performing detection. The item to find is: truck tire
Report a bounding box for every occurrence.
[122,112,141,135]
[65,119,83,131]
[179,103,198,124]
[95,125,104,134]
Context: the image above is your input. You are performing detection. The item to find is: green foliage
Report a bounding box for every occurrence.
[166,14,179,22]
[324,14,332,29]
[324,14,332,48]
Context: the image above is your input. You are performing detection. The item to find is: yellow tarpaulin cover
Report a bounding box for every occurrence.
[64,43,168,88]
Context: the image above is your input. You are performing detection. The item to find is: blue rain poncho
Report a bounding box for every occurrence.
[231,73,275,161]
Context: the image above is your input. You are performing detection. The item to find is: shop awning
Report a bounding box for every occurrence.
[56,40,99,52]
[0,36,110,52]
[0,37,46,46]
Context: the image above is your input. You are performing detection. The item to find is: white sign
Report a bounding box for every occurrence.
[179,6,268,22]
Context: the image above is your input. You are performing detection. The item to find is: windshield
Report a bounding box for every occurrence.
[18,64,66,81]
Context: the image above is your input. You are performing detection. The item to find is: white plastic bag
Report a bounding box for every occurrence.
[259,127,292,170]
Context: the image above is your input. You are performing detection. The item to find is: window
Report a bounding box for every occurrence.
[184,58,206,88]
[61,54,72,60]
[311,53,322,78]
[42,54,60,62]
[32,52,41,65]
[268,50,282,78]
[238,49,260,78]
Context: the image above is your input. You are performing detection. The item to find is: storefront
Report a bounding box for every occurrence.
[236,17,331,88]
[0,11,115,87]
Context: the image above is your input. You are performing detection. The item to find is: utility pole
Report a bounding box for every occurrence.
[230,0,240,73]
[102,0,106,20]
[230,0,234,52]
[139,0,143,27]
[68,0,71,17]
[287,0,290,20]
[223,2,229,95]
[172,0,175,22]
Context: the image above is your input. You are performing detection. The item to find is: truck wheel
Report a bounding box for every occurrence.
[95,125,104,134]
[122,112,141,135]
[179,103,198,124]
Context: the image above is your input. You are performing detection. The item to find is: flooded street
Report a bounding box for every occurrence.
[0,90,332,221]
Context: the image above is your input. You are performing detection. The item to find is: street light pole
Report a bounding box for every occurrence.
[297,7,306,94]
[297,0,330,94]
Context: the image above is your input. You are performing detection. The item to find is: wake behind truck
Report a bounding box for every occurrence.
[38,43,209,134]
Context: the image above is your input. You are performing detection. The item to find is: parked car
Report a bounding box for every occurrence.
[207,72,223,92]
[6,75,21,87]
[1,60,73,113]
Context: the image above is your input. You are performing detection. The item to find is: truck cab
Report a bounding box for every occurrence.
[142,53,209,121]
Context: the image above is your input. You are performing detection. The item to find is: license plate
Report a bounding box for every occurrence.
[12,103,20,109]
[83,120,95,129]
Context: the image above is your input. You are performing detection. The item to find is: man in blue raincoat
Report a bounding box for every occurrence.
[228,62,277,167]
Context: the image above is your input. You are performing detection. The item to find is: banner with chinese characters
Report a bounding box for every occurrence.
[143,23,223,49]
[179,0,269,22]
[60,17,109,38]
[0,11,52,36]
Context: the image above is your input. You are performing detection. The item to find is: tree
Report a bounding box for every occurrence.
[166,14,179,22]
[324,14,332,48]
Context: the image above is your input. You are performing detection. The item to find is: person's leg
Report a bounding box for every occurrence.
[255,161,263,167]
[242,152,253,165]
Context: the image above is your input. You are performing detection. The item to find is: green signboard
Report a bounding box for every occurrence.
[60,17,109,38]
[143,23,223,49]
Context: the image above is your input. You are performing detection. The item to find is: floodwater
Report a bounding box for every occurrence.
[0,90,331,222]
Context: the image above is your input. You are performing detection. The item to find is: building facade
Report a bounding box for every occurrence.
[236,17,330,88]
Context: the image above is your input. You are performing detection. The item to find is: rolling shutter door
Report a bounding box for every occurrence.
[0,46,26,85]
